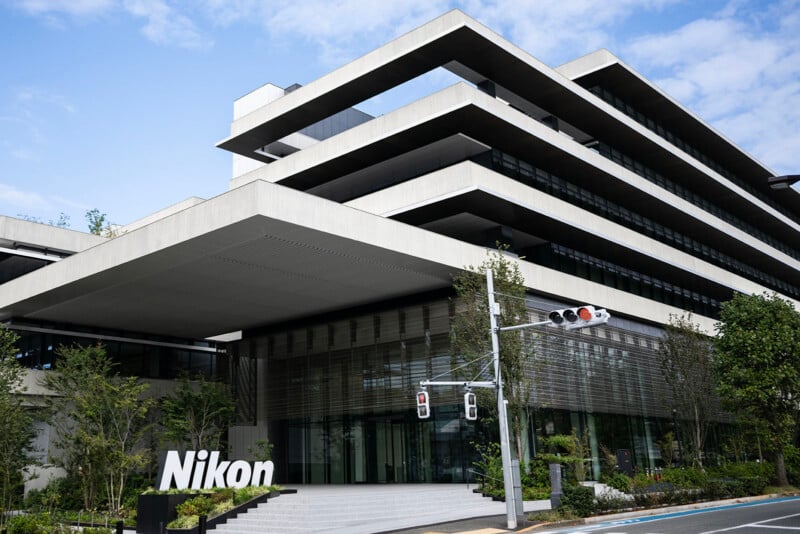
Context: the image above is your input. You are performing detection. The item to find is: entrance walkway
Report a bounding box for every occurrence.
[212,484,550,533]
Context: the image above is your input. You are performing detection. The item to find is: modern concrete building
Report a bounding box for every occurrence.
[2,10,798,485]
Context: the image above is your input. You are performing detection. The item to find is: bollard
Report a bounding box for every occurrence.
[199,514,207,534]
[116,519,124,534]
[549,463,563,510]
[510,459,525,524]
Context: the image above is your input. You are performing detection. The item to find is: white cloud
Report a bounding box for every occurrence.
[623,0,800,174]
[199,0,260,27]
[10,147,38,161]
[0,183,49,209]
[11,0,213,49]
[123,0,212,49]
[258,0,451,66]
[460,0,684,65]
[6,0,799,176]
[13,0,114,16]
[16,88,77,114]
[0,88,76,162]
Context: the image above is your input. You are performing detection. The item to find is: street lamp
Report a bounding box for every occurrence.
[768,175,800,190]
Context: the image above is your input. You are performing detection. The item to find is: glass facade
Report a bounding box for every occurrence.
[10,324,219,379]
[586,84,800,227]
[230,299,479,483]
[478,148,799,302]
[230,294,730,484]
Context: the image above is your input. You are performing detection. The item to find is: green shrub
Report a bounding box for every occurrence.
[633,491,663,508]
[176,495,214,517]
[631,472,653,491]
[23,476,85,513]
[604,473,632,493]
[168,514,199,529]
[472,442,504,497]
[529,508,580,522]
[594,494,631,514]
[711,461,774,483]
[704,479,745,499]
[738,476,768,496]
[662,467,708,488]
[211,487,235,504]
[233,485,271,505]
[522,486,550,500]
[525,458,552,488]
[558,484,594,517]
[765,484,800,495]
[83,528,113,534]
[6,513,52,534]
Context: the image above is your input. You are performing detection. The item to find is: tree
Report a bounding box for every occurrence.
[247,439,274,462]
[658,313,719,467]
[0,326,37,523]
[16,212,70,228]
[451,247,535,459]
[85,209,107,235]
[39,344,152,514]
[715,292,800,486]
[85,209,118,237]
[161,374,236,452]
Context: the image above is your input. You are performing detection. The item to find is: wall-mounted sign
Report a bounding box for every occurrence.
[158,450,274,491]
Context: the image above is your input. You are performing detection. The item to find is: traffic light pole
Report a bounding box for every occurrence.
[417,269,610,529]
[487,268,518,529]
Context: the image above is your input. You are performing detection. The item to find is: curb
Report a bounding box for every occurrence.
[583,493,789,524]
[515,493,799,533]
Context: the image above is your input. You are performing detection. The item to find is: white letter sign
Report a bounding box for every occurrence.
[158,450,274,491]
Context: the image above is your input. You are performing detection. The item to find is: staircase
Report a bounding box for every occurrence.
[212,484,548,534]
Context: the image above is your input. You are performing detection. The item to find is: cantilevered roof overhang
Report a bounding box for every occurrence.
[0,181,491,339]
[233,83,800,255]
[217,9,794,214]
[344,162,798,305]
[0,180,742,336]
[557,50,800,217]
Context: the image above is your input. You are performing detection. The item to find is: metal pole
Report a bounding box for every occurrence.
[487,268,517,529]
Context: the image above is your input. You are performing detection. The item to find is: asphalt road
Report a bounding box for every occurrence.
[542,497,800,534]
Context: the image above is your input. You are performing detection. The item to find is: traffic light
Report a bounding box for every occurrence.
[416,390,430,419]
[464,391,477,421]
[548,305,610,330]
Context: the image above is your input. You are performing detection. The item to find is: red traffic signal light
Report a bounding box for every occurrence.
[416,390,430,419]
[548,306,610,330]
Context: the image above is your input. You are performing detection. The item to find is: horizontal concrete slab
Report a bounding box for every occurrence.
[0,181,493,338]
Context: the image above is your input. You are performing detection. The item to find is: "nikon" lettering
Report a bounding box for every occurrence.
[158,450,274,491]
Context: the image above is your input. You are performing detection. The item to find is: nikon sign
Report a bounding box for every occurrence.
[157,450,274,491]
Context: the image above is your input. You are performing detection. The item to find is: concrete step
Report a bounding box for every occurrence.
[209,484,505,534]
[211,484,548,534]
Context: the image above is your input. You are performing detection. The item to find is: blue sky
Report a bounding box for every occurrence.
[1,0,798,231]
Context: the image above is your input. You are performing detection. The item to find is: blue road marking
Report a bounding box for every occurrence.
[581,496,800,530]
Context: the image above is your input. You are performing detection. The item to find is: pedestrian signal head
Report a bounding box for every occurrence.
[464,391,477,421]
[416,390,430,419]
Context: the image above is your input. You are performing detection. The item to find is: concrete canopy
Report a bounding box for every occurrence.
[0,181,484,339]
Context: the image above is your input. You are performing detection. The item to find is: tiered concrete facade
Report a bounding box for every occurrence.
[1,10,798,485]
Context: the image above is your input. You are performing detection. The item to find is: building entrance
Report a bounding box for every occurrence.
[282,413,439,484]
